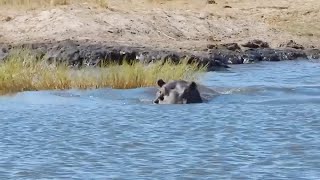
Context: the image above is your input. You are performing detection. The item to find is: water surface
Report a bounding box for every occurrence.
[0,60,320,179]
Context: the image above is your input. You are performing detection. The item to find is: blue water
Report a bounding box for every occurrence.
[0,60,320,179]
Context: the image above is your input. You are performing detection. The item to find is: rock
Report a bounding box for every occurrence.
[244,48,307,62]
[280,40,304,50]
[221,43,241,51]
[206,44,215,49]
[45,40,82,66]
[136,51,155,64]
[219,53,243,64]
[241,51,262,64]
[207,0,217,4]
[305,49,320,59]
[161,52,181,63]
[199,12,210,19]
[207,43,241,51]
[208,49,242,64]
[136,51,179,64]
[185,54,230,71]
[4,16,13,22]
[0,39,313,73]
[0,16,13,22]
[207,45,308,64]
[278,49,307,60]
[207,59,230,71]
[0,45,9,61]
[81,48,107,66]
[241,39,269,48]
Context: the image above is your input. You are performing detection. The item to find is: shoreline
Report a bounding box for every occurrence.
[1,0,320,70]
[1,39,319,71]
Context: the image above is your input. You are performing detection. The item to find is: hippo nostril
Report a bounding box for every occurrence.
[154,99,159,104]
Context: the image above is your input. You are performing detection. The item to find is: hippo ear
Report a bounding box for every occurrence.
[189,81,197,90]
[157,79,166,87]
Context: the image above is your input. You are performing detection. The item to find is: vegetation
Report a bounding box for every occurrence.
[0,49,206,95]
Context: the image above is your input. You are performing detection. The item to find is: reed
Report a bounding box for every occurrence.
[0,49,206,95]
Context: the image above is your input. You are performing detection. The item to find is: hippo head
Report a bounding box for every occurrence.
[153,79,203,104]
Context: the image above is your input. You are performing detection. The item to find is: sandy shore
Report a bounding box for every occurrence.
[0,0,319,71]
[0,0,319,51]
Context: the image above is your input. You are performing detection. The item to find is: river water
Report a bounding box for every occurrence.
[0,60,319,179]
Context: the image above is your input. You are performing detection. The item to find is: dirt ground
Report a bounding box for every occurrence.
[0,0,319,51]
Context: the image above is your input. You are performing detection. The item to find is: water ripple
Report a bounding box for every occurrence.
[0,61,320,179]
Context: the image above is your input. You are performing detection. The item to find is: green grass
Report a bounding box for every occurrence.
[0,49,206,95]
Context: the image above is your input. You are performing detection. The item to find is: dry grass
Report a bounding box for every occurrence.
[0,0,108,8]
[0,49,206,95]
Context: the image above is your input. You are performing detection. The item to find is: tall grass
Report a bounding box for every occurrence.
[0,49,206,95]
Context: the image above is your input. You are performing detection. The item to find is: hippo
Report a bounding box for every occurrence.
[153,79,206,104]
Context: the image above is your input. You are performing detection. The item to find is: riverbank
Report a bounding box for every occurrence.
[0,0,319,49]
[0,39,319,70]
[1,0,319,68]
[0,49,204,95]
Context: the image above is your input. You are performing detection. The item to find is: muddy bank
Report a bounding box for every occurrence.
[1,39,319,71]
